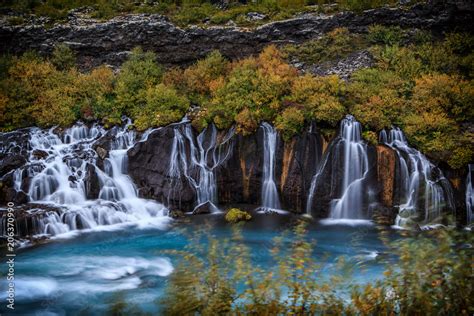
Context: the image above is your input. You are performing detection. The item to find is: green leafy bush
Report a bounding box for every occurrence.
[115,47,163,115]
[274,106,305,141]
[367,24,405,46]
[224,208,252,223]
[133,84,189,131]
[51,43,76,71]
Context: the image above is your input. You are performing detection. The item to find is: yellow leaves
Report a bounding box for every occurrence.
[183,50,228,96]
[133,83,189,131]
[235,108,258,136]
[274,107,305,141]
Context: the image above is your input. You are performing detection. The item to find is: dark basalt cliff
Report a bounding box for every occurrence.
[0,1,472,69]
[126,122,464,221]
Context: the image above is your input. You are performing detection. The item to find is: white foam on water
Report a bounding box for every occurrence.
[319,218,374,226]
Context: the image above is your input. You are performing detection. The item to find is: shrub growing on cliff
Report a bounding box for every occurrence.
[115,47,164,115]
[286,74,346,127]
[205,46,297,133]
[183,50,229,104]
[132,84,189,131]
[274,106,305,141]
[51,43,76,71]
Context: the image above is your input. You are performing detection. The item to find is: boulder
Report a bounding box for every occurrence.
[32,149,48,160]
[0,154,26,177]
[192,201,215,215]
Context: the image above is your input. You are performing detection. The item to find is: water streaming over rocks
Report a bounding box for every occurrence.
[379,127,454,227]
[259,122,281,211]
[1,120,170,238]
[306,115,371,221]
[466,164,473,224]
[1,118,470,238]
[167,120,234,213]
[329,116,369,220]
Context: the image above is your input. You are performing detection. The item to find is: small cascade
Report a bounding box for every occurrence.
[260,122,281,210]
[5,120,169,238]
[168,121,234,213]
[329,115,369,219]
[466,164,473,223]
[380,127,454,226]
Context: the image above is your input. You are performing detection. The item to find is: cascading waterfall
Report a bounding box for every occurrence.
[328,115,369,220]
[465,164,473,223]
[168,120,234,213]
[6,120,169,237]
[260,122,281,210]
[379,127,454,226]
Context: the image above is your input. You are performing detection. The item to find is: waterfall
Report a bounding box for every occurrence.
[380,127,454,226]
[466,164,473,223]
[328,115,369,219]
[168,121,234,213]
[260,122,281,210]
[7,119,169,238]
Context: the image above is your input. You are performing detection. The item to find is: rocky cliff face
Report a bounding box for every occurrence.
[1,1,472,69]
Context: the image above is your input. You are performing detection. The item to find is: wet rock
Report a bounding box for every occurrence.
[376,145,396,207]
[0,203,64,238]
[0,154,26,177]
[279,123,326,213]
[192,201,214,215]
[96,147,108,160]
[85,163,100,199]
[32,149,48,160]
[128,126,196,211]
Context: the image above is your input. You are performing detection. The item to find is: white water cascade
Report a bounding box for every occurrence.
[465,164,473,223]
[328,115,369,220]
[379,127,454,226]
[168,121,234,213]
[260,122,281,211]
[10,120,169,237]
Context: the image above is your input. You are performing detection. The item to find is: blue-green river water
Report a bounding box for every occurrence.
[1,213,401,315]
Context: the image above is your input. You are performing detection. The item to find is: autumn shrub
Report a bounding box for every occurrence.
[183,50,229,104]
[132,84,189,131]
[205,46,297,133]
[367,24,405,46]
[115,47,163,116]
[74,66,115,121]
[0,52,66,129]
[274,106,305,141]
[352,230,473,315]
[51,43,76,71]
[286,74,346,127]
[159,222,472,315]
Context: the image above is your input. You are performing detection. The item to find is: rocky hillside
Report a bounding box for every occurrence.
[1,1,472,69]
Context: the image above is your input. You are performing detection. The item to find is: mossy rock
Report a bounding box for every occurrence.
[225,208,252,224]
